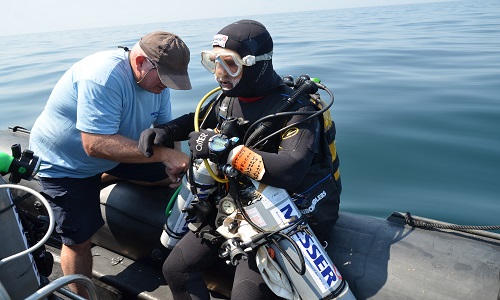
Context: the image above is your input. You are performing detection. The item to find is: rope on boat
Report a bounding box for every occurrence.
[404,212,500,231]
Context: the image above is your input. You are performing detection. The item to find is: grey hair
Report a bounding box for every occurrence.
[131,42,155,68]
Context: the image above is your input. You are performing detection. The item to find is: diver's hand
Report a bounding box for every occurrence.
[138,128,174,157]
[188,129,216,159]
[227,145,265,181]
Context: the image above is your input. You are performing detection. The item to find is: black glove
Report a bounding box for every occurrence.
[138,127,174,157]
[188,129,216,159]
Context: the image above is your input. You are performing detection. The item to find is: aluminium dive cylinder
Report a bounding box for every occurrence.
[160,159,217,249]
[244,180,356,300]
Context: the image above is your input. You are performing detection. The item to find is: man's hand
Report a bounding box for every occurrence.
[160,149,189,188]
[138,128,174,157]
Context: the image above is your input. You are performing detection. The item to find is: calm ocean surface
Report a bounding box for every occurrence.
[1,1,499,228]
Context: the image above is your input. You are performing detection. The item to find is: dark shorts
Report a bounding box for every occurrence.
[106,162,167,182]
[40,162,167,245]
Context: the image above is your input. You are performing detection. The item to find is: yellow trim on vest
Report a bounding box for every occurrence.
[329,141,337,161]
[334,168,340,181]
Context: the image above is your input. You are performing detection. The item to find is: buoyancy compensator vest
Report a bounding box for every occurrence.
[215,74,342,240]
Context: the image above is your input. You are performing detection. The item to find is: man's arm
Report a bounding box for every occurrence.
[81,132,188,184]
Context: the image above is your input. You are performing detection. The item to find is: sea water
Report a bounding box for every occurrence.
[0,0,498,228]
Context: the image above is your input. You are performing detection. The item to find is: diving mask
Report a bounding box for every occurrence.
[201,49,272,77]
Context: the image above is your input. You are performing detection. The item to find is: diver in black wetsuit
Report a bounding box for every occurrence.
[138,19,342,300]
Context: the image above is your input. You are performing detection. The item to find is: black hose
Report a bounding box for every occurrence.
[269,233,306,275]
[244,80,318,147]
[0,190,31,215]
[230,178,308,275]
[245,83,334,149]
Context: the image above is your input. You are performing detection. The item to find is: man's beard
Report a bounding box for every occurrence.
[215,74,241,91]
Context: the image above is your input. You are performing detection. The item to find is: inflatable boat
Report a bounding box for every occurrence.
[1,126,499,300]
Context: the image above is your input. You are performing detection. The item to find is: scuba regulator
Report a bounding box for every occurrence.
[0,144,41,184]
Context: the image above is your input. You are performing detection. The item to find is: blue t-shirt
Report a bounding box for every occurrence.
[30,49,173,178]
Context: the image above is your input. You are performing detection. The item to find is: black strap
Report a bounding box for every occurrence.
[0,191,30,215]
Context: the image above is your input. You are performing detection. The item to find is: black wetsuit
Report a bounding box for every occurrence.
[162,84,341,300]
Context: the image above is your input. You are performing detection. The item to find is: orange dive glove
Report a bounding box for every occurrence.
[227,145,265,180]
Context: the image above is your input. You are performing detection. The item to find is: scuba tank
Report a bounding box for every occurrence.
[160,87,224,250]
[0,145,45,299]
[160,159,218,249]
[234,179,355,299]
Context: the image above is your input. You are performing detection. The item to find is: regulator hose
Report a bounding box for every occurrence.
[194,87,228,183]
[244,80,318,147]
[243,81,334,149]
[165,185,182,218]
[0,184,55,266]
[229,178,307,275]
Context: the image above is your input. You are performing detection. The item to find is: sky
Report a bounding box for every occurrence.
[1,0,448,37]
